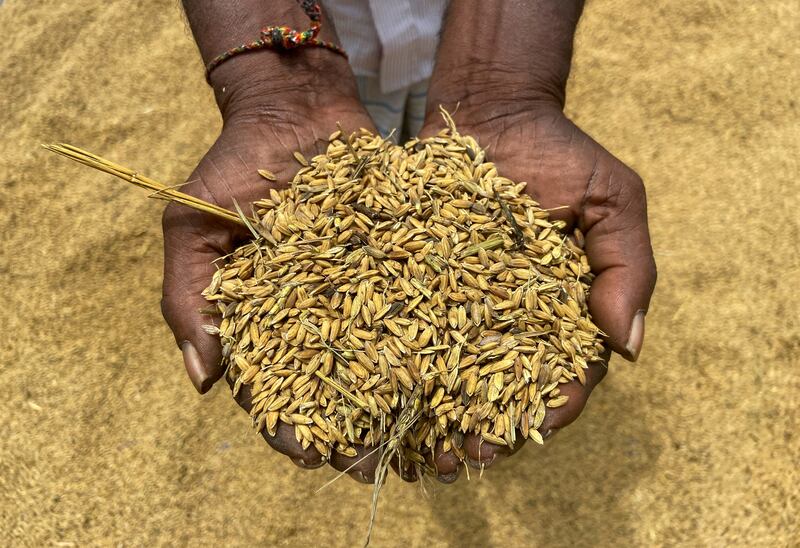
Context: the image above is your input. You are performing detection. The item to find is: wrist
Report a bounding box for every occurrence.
[209,47,360,124]
[425,96,564,143]
[425,67,566,129]
[183,0,360,123]
[427,0,583,120]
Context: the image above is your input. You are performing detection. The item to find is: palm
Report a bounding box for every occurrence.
[463,112,618,427]
[418,107,655,477]
[448,110,627,217]
[162,107,385,481]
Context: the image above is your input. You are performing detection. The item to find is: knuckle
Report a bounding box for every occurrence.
[594,363,609,385]
[159,295,171,322]
[609,167,645,206]
[645,255,659,293]
[161,201,182,230]
[160,293,178,336]
[647,251,658,277]
[628,173,647,204]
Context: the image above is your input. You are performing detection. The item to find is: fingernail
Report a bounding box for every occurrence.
[466,454,496,470]
[291,457,325,470]
[438,469,461,484]
[543,428,559,440]
[624,310,646,362]
[349,470,372,484]
[181,341,212,393]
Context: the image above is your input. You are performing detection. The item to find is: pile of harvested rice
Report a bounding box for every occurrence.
[202,114,604,481]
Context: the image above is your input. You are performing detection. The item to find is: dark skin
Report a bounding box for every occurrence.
[167,1,382,481]
[165,0,656,484]
[412,0,657,480]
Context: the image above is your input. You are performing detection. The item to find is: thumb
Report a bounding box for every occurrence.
[161,202,233,393]
[581,164,657,361]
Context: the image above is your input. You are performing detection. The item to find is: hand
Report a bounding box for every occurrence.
[161,81,399,480]
[406,0,657,483]
[417,98,657,480]
[172,1,404,482]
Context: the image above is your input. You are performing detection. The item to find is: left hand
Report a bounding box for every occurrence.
[418,99,657,480]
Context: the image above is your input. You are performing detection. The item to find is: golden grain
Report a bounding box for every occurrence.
[202,115,604,478]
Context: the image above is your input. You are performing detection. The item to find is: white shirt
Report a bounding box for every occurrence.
[326,0,449,93]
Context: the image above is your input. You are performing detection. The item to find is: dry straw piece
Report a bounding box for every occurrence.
[43,143,249,225]
[202,111,605,481]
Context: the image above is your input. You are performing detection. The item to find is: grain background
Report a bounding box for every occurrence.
[1,1,797,546]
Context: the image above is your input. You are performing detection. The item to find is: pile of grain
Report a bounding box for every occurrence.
[202,116,604,478]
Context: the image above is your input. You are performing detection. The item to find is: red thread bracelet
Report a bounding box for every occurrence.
[204,0,347,83]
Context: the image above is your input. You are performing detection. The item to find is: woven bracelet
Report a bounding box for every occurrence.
[204,0,347,83]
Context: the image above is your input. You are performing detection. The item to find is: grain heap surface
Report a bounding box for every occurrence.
[203,119,605,477]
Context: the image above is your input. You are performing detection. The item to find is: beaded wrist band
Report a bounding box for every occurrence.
[204,0,347,83]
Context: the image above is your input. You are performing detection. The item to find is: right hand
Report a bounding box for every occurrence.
[160,60,393,481]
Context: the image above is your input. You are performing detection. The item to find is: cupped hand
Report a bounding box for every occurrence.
[419,101,657,481]
[160,99,390,482]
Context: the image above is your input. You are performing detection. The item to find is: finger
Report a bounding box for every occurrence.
[329,445,380,484]
[430,441,462,484]
[231,381,325,469]
[539,353,609,435]
[390,456,420,483]
[161,202,238,393]
[262,423,325,470]
[463,431,526,470]
[581,164,657,361]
